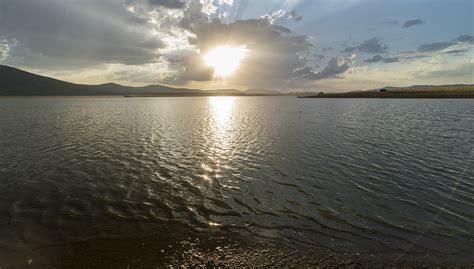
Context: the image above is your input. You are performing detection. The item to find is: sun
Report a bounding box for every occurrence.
[204,46,247,78]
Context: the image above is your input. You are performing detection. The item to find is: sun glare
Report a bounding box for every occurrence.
[204,46,247,78]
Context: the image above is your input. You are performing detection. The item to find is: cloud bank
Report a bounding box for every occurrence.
[0,0,471,91]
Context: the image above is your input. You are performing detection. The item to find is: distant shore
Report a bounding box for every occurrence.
[0,93,297,98]
[299,85,474,99]
[0,94,289,98]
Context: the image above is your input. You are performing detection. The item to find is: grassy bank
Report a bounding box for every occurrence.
[300,85,474,98]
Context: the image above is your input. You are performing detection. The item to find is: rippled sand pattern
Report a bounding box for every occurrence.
[0,97,473,255]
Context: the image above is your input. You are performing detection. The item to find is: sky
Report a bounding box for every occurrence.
[0,0,472,92]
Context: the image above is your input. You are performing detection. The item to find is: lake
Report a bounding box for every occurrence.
[0,97,473,266]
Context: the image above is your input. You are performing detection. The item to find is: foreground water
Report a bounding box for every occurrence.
[0,97,473,265]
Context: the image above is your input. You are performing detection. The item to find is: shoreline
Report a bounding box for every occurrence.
[3,236,472,268]
[2,94,474,99]
[0,94,291,99]
[299,92,474,99]
[1,222,472,268]
[299,87,474,99]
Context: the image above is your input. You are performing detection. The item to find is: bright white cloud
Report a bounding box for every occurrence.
[0,40,10,62]
[260,10,287,24]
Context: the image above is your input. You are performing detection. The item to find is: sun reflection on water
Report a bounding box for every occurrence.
[209,96,235,136]
[202,96,236,181]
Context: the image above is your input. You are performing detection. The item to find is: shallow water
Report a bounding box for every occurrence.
[0,97,473,257]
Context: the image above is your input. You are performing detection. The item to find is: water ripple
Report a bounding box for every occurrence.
[0,97,473,254]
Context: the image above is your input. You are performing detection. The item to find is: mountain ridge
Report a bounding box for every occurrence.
[0,65,283,96]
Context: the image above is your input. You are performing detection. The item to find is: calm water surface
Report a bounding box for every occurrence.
[0,97,473,256]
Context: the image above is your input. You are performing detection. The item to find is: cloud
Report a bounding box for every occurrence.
[260,9,303,24]
[301,54,356,80]
[1,0,468,91]
[218,0,234,5]
[417,42,456,52]
[162,17,326,88]
[178,54,214,82]
[288,10,303,22]
[402,19,424,28]
[364,55,399,63]
[364,55,383,63]
[0,41,9,61]
[358,38,389,53]
[314,54,325,60]
[344,37,389,54]
[0,0,164,68]
[415,63,473,79]
[148,0,185,9]
[457,34,474,43]
[260,10,287,24]
[382,56,399,63]
[416,35,473,53]
[443,49,468,55]
[167,18,316,87]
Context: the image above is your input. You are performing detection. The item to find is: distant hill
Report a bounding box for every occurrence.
[244,88,281,95]
[0,65,202,96]
[0,65,284,96]
[200,88,282,95]
[406,84,474,88]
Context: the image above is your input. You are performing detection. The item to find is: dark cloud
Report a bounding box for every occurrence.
[443,49,468,55]
[0,0,163,68]
[189,19,309,53]
[148,0,185,9]
[364,55,399,63]
[311,56,354,79]
[180,54,213,81]
[358,38,389,53]
[407,55,430,59]
[402,19,424,28]
[382,56,399,63]
[314,54,325,60]
[417,42,456,52]
[416,34,473,54]
[397,51,430,60]
[364,55,383,63]
[169,18,315,87]
[344,38,389,54]
[456,34,474,43]
[178,1,214,32]
[288,10,303,22]
[301,55,355,80]
[343,47,356,53]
